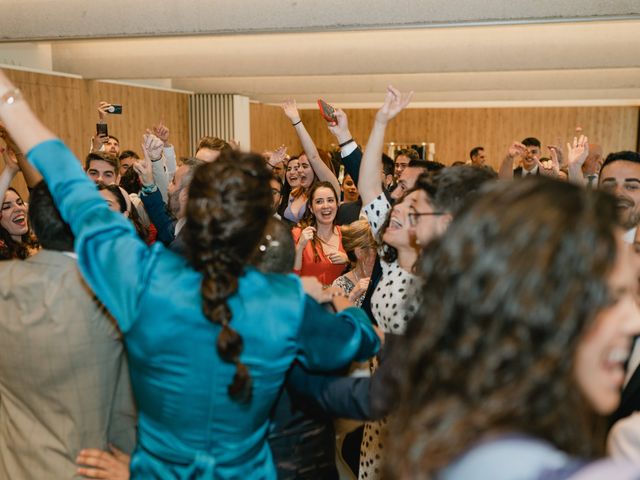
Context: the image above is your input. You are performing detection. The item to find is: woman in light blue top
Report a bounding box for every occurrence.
[0,70,379,479]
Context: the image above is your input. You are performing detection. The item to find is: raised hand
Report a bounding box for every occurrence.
[548,145,565,168]
[375,85,414,125]
[538,155,560,178]
[327,108,353,144]
[268,145,287,168]
[507,142,527,159]
[97,101,112,121]
[134,142,155,186]
[152,122,170,146]
[76,445,130,480]
[297,226,316,249]
[567,135,589,169]
[281,99,301,123]
[142,130,164,161]
[91,134,108,153]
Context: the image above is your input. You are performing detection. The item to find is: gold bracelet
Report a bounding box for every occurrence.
[0,88,23,106]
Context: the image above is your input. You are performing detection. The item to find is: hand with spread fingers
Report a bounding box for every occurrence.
[268,145,287,169]
[567,135,590,170]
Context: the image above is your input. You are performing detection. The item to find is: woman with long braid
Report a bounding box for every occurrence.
[0,70,379,479]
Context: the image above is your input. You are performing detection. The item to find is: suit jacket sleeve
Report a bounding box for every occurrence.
[286,363,372,421]
[140,188,175,246]
[342,147,363,187]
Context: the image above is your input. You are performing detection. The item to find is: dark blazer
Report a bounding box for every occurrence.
[286,334,401,422]
[513,166,541,178]
[139,188,185,254]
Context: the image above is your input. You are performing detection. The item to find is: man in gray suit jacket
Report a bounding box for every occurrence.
[0,182,136,479]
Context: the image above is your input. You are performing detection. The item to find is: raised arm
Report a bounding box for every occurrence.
[498,142,527,180]
[566,135,590,186]
[153,121,177,179]
[359,86,413,206]
[327,109,363,185]
[0,146,19,201]
[0,69,150,333]
[142,130,169,202]
[282,99,340,193]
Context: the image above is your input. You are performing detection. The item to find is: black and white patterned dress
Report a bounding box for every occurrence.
[358,194,419,479]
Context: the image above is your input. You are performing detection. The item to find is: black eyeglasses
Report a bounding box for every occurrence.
[408,211,443,226]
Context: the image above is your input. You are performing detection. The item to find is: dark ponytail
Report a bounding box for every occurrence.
[185,151,272,402]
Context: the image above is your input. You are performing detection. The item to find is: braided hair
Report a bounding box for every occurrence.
[185,151,272,402]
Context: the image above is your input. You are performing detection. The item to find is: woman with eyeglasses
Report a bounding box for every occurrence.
[354,87,499,480]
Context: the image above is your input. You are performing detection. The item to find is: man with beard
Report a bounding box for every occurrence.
[598,151,640,243]
[139,156,204,254]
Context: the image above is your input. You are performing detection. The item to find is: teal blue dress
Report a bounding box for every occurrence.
[27,139,380,479]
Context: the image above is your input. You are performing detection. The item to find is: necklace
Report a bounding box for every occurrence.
[352,265,364,283]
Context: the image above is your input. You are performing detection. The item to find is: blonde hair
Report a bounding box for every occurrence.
[341,219,376,264]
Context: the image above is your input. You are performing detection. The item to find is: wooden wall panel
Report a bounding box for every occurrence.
[85,81,190,159]
[250,102,302,154]
[296,106,639,170]
[1,68,190,200]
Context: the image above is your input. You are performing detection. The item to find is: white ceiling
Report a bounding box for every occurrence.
[0,0,639,108]
[45,21,640,107]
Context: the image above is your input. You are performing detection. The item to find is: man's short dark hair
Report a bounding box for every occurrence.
[600,151,640,173]
[417,165,498,216]
[85,152,119,172]
[108,135,119,144]
[521,137,541,148]
[395,148,420,162]
[382,153,394,176]
[196,136,230,153]
[28,181,74,252]
[119,167,141,195]
[119,150,139,162]
[409,160,445,173]
[469,146,484,159]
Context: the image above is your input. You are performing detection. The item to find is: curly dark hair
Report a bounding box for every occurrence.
[185,150,272,402]
[297,181,339,263]
[383,178,619,478]
[0,187,38,260]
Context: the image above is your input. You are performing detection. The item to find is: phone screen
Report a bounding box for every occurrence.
[96,123,108,137]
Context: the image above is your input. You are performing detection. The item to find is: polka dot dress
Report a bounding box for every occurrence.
[359,194,420,479]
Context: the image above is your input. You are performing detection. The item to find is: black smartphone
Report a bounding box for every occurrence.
[107,104,123,115]
[96,123,108,137]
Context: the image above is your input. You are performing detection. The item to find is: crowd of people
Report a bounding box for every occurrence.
[1,70,640,480]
